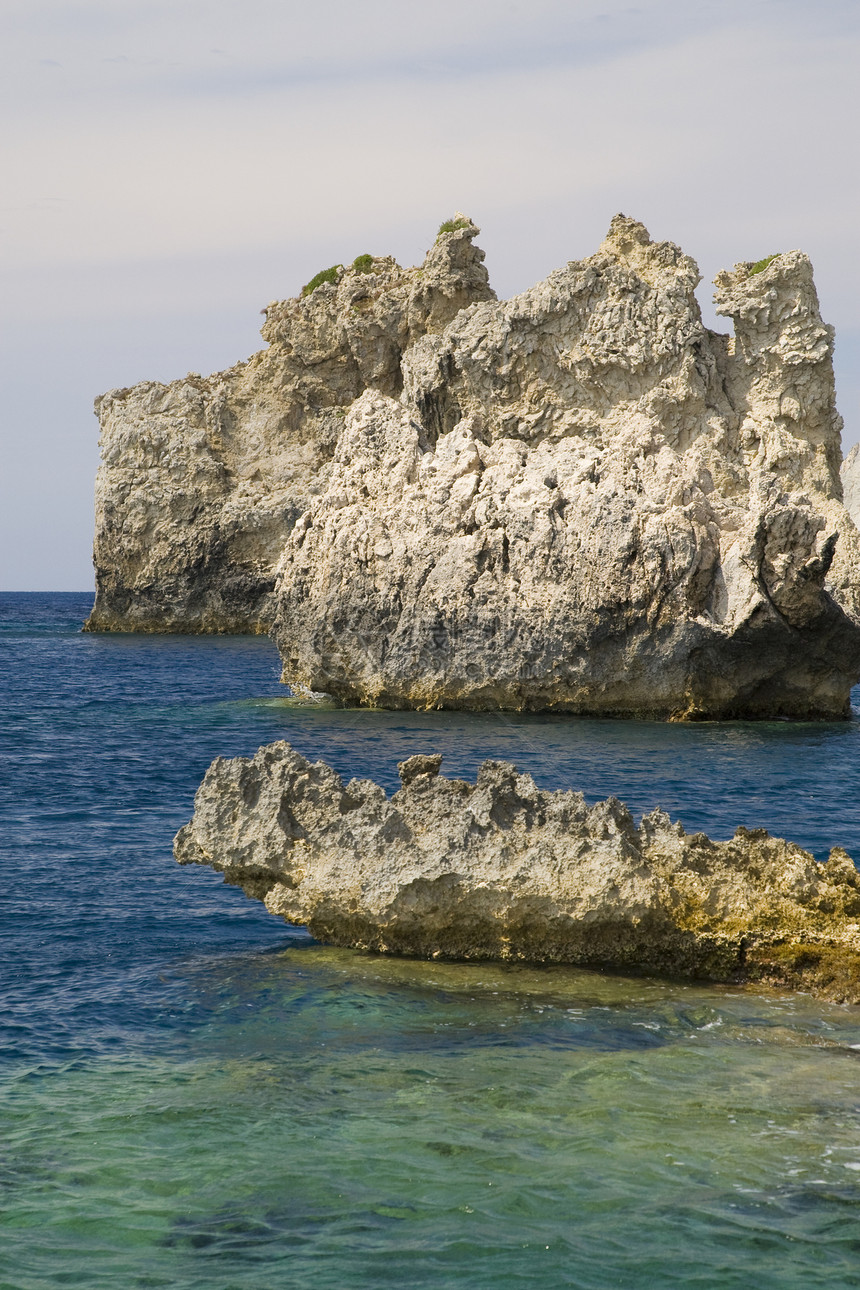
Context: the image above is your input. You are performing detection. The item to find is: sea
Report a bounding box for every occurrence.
[3,590,860,1289]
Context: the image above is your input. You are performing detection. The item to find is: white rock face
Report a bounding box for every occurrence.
[175,742,860,998]
[86,221,494,632]
[842,443,860,530]
[88,213,860,718]
[274,219,860,718]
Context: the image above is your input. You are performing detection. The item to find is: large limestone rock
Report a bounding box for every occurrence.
[175,742,860,1001]
[273,219,860,717]
[85,219,494,632]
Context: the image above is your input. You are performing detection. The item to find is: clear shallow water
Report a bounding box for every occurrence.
[3,591,860,1288]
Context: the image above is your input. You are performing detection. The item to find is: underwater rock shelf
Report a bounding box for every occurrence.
[175,743,860,1002]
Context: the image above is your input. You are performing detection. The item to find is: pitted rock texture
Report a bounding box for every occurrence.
[274,218,860,718]
[174,743,860,1000]
[85,219,494,632]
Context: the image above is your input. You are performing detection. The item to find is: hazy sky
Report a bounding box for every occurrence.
[2,0,858,589]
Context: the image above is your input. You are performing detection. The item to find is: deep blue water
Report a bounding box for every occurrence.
[4,592,860,1289]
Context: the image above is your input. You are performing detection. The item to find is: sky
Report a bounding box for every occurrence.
[2,0,859,590]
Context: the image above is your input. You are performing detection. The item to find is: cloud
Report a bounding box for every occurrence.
[3,16,857,269]
[7,0,854,111]
[1,0,859,587]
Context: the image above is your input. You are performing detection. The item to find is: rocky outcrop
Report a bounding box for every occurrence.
[88,213,860,719]
[174,743,860,1001]
[85,219,494,632]
[274,220,860,717]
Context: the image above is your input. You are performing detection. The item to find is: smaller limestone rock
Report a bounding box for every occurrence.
[175,742,860,1001]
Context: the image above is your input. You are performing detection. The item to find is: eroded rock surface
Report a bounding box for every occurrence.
[175,743,860,1001]
[274,219,860,717]
[89,213,860,718]
[86,219,494,632]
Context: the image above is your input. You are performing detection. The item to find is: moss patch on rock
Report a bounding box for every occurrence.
[302,265,342,296]
[437,216,473,238]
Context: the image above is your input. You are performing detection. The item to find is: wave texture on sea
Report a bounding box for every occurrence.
[3,592,860,1289]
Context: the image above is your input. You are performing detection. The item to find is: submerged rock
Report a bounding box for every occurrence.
[175,743,860,1002]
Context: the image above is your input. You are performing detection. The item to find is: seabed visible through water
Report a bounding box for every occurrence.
[3,593,860,1288]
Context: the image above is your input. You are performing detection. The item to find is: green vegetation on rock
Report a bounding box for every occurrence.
[749,254,779,275]
[352,254,375,273]
[302,265,342,297]
[437,216,472,238]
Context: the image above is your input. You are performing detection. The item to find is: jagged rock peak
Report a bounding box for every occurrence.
[260,212,494,350]
[175,742,860,1001]
[598,213,701,286]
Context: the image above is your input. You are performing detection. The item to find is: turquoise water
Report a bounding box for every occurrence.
[3,593,860,1288]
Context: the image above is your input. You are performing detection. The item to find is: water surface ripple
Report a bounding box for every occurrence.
[3,592,860,1288]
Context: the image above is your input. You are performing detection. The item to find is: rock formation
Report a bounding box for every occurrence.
[88,214,860,718]
[85,219,494,632]
[274,220,860,717]
[174,743,860,1002]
